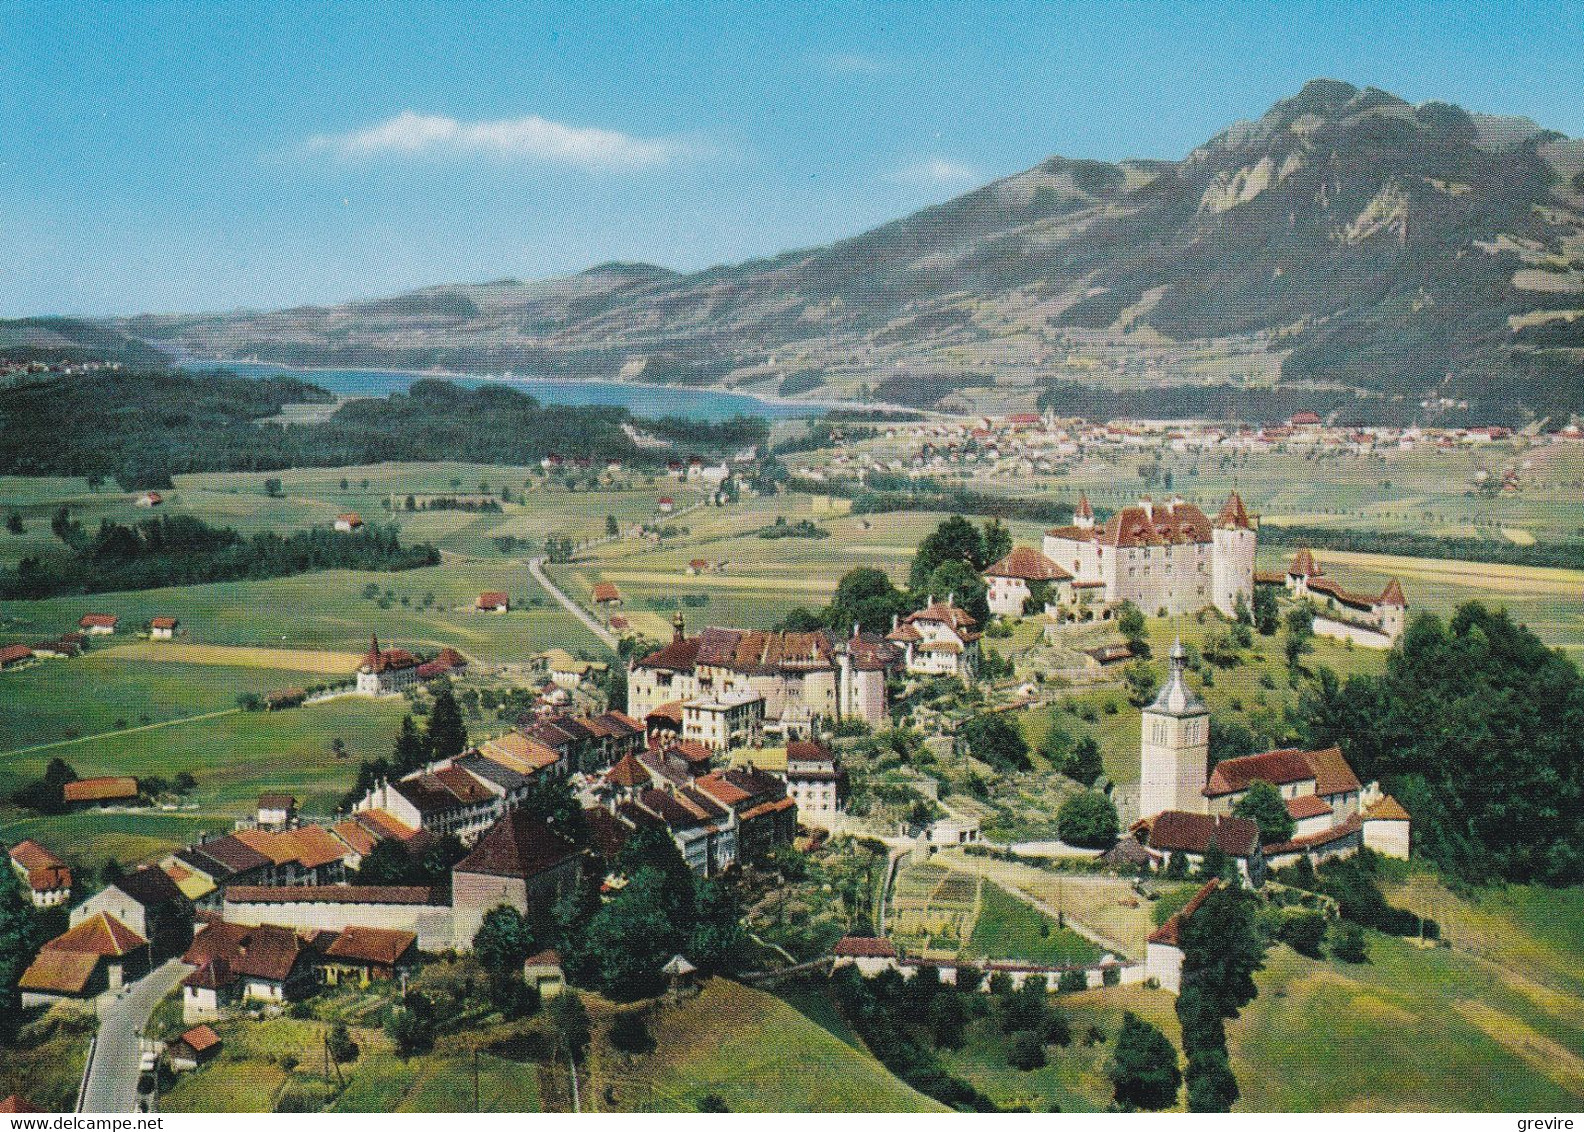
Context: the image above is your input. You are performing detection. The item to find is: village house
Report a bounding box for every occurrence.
[416,647,468,682]
[1133,811,1266,884]
[983,546,1073,618]
[1042,491,1256,618]
[354,767,500,843]
[71,864,194,959]
[19,912,150,1006]
[523,949,567,998]
[182,920,317,1013]
[317,926,418,987]
[135,490,163,507]
[79,612,119,635]
[355,634,420,696]
[0,643,35,670]
[681,688,765,752]
[8,839,72,907]
[256,793,299,830]
[886,598,981,681]
[450,810,584,947]
[169,1024,222,1071]
[693,765,797,861]
[150,616,179,640]
[475,591,511,613]
[61,774,140,809]
[782,740,845,830]
[831,935,901,977]
[334,513,364,532]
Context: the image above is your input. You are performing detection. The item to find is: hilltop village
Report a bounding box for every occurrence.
[2,391,1582,1116]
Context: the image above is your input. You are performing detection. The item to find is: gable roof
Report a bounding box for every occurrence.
[18,949,102,995]
[225,884,435,905]
[46,912,147,957]
[633,635,703,671]
[9,839,63,872]
[112,865,188,909]
[1147,879,1221,948]
[984,546,1071,581]
[1204,748,1319,798]
[62,776,139,803]
[182,920,309,983]
[453,811,580,880]
[1307,746,1362,797]
[833,935,897,958]
[1363,794,1411,822]
[1286,794,1334,821]
[79,613,119,628]
[150,616,179,630]
[477,591,510,607]
[1215,491,1254,530]
[1145,811,1260,858]
[323,926,417,967]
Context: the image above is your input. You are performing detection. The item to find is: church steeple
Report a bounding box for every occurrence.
[1138,636,1209,820]
[672,609,686,643]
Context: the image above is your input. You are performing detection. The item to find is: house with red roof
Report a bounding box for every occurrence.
[79,612,119,635]
[1144,880,1220,993]
[983,546,1073,618]
[354,633,420,696]
[169,1024,222,1070]
[0,643,33,670]
[149,615,179,640]
[887,597,981,681]
[450,810,584,947]
[334,512,364,532]
[9,839,72,908]
[20,912,150,1005]
[476,591,510,613]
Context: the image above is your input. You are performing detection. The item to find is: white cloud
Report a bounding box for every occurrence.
[886,157,982,187]
[305,110,703,170]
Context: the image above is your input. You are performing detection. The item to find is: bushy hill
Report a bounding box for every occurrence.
[120,81,1584,423]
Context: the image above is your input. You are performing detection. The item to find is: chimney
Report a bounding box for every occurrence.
[1140,497,1153,521]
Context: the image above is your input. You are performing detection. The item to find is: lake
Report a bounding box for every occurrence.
[182,359,816,421]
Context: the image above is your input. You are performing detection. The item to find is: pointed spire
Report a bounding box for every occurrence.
[1379,578,1406,608]
[1075,492,1093,519]
[1216,490,1252,530]
[363,634,381,669]
[672,609,686,642]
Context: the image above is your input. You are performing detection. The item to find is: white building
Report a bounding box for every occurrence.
[355,634,420,696]
[1043,491,1256,618]
[886,599,981,681]
[783,740,845,829]
[983,547,1073,618]
[1138,639,1210,821]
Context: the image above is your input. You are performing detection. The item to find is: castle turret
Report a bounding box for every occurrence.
[1074,492,1095,531]
[1375,578,1407,641]
[1211,490,1257,618]
[672,609,686,643]
[1138,638,1210,820]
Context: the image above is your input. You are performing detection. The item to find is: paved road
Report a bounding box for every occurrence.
[80,959,188,1113]
[528,555,618,651]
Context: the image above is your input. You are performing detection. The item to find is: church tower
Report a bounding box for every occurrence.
[1138,638,1210,820]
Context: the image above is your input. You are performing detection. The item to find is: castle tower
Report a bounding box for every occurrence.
[1138,638,1210,820]
[1375,578,1407,641]
[1074,492,1094,531]
[1211,491,1257,618]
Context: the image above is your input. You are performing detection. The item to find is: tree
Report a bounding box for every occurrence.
[1123,660,1160,707]
[551,991,591,1062]
[326,1020,359,1066]
[1252,586,1280,635]
[924,558,989,626]
[1063,736,1104,788]
[981,519,1012,566]
[474,904,536,987]
[426,685,468,761]
[263,477,285,498]
[4,513,22,535]
[0,849,41,1041]
[1277,911,1328,959]
[356,840,417,886]
[960,714,1031,772]
[1117,601,1149,655]
[909,515,989,589]
[1006,1030,1047,1071]
[1283,605,1315,668]
[1233,592,1253,627]
[606,515,619,537]
[1232,780,1295,846]
[339,477,350,491]
[392,714,429,774]
[1058,791,1119,849]
[1186,1047,1240,1112]
[387,991,437,1058]
[610,1009,656,1054]
[1106,1012,1181,1111]
[584,867,687,1000]
[928,991,968,1049]
[1330,920,1368,963]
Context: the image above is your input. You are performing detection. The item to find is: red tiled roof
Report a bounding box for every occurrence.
[323,926,416,967]
[1147,879,1221,947]
[46,912,147,957]
[1308,746,1362,797]
[1286,794,1333,821]
[1379,578,1407,607]
[179,1025,222,1054]
[0,644,34,665]
[18,949,101,995]
[646,701,685,725]
[1145,811,1260,858]
[79,613,118,628]
[1288,549,1321,577]
[1204,749,1317,798]
[1264,813,1364,856]
[633,636,703,671]
[225,884,435,905]
[604,753,651,789]
[1216,491,1253,530]
[984,546,1071,581]
[62,776,139,803]
[591,582,622,603]
[786,740,833,762]
[453,811,580,880]
[9,839,63,872]
[833,936,897,958]
[150,616,178,630]
[1363,795,1410,821]
[336,513,363,526]
[0,1096,43,1113]
[477,591,509,608]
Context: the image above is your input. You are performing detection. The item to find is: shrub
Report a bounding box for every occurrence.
[1007,1030,1047,1071]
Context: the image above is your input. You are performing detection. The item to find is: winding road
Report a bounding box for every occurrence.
[79,959,188,1113]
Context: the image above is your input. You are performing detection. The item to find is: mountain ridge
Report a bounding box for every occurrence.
[111,80,1584,423]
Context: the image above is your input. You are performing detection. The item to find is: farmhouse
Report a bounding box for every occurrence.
[984,546,1073,618]
[886,598,981,681]
[79,613,119,635]
[8,840,72,908]
[1042,491,1256,618]
[591,582,623,607]
[0,644,33,670]
[318,926,418,986]
[256,793,299,830]
[20,912,150,1006]
[62,775,139,808]
[150,616,179,640]
[355,633,420,696]
[71,865,194,958]
[476,591,510,613]
[334,513,364,532]
[135,491,163,507]
[182,920,316,1011]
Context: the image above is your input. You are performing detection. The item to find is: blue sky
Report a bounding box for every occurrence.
[3,0,1582,317]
